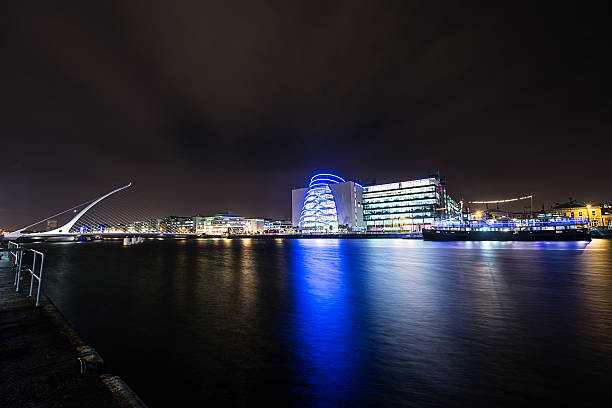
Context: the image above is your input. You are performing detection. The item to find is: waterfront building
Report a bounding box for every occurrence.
[362,170,458,233]
[149,218,163,232]
[264,219,294,233]
[163,216,195,233]
[547,200,591,220]
[91,223,109,233]
[291,173,365,232]
[194,216,208,234]
[114,214,267,235]
[197,213,247,234]
[601,203,612,228]
[122,218,163,233]
[545,200,611,228]
[245,218,265,234]
[127,220,150,233]
[194,216,207,234]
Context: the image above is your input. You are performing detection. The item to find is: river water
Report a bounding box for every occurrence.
[32,238,612,406]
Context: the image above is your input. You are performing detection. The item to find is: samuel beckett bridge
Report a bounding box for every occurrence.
[4,183,199,242]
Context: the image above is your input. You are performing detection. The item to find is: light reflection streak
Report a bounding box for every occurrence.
[286,239,363,404]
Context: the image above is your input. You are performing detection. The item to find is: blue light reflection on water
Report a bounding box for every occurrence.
[281,239,612,406]
[285,239,366,405]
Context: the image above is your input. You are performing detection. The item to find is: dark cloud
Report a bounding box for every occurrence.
[1,0,611,228]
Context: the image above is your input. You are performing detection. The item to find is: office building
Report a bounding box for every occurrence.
[362,169,458,233]
[264,219,294,233]
[245,218,265,234]
[163,216,195,233]
[197,213,248,234]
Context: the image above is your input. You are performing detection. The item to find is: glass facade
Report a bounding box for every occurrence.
[163,216,195,233]
[196,214,247,234]
[299,174,344,232]
[122,216,194,233]
[363,177,450,232]
[264,219,294,233]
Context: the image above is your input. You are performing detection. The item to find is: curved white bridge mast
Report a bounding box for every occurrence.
[6,183,132,239]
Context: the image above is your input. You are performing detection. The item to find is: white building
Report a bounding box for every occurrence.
[195,214,264,234]
[291,173,364,232]
[245,218,265,234]
[362,170,458,232]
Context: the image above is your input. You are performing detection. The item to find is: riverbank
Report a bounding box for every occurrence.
[0,232,421,243]
[0,255,146,408]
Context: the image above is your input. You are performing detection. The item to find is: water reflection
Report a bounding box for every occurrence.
[286,240,365,405]
[32,238,612,407]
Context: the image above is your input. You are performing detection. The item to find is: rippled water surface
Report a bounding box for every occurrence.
[34,239,612,406]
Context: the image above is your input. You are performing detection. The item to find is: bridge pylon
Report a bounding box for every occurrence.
[5,183,132,240]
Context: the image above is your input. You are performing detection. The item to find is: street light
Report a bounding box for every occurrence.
[587,204,591,227]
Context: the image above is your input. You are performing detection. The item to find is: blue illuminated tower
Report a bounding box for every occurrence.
[292,173,364,232]
[298,174,344,231]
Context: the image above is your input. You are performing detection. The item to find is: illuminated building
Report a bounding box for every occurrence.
[545,200,611,228]
[116,214,266,235]
[162,216,195,233]
[197,213,248,234]
[264,219,294,233]
[291,173,364,232]
[149,218,163,232]
[194,214,265,234]
[245,218,265,234]
[601,204,612,228]
[127,220,150,233]
[362,169,458,233]
[192,214,205,232]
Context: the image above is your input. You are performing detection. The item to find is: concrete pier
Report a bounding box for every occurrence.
[0,255,146,408]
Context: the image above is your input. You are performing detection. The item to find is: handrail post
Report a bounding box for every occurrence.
[36,254,44,307]
[29,252,37,297]
[12,245,19,285]
[15,247,23,291]
[7,242,46,307]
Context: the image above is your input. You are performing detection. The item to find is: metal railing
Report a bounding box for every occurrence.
[8,242,46,307]
[8,242,24,287]
[25,249,45,306]
[8,241,21,265]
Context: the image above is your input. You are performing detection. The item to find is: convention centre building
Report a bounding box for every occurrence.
[291,170,459,233]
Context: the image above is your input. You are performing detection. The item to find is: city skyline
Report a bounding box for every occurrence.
[2,168,612,231]
[5,173,610,233]
[2,2,611,229]
[2,3,612,407]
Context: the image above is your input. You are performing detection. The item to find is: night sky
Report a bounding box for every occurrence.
[2,1,611,229]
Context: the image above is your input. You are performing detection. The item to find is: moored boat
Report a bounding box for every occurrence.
[423,217,591,241]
